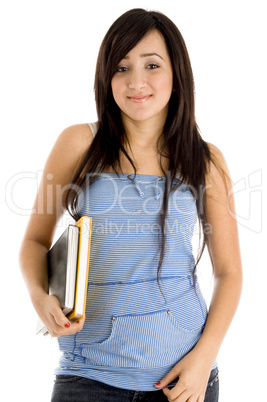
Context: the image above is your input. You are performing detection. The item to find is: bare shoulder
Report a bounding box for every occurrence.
[39,122,97,191]
[39,123,96,194]
[205,141,231,187]
[47,123,98,176]
[22,123,96,248]
[56,123,95,154]
[206,142,226,164]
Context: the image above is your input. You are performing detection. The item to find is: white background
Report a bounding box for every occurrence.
[1,1,266,401]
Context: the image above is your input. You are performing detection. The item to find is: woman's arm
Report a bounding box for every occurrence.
[155,144,243,401]
[192,143,243,364]
[19,123,94,336]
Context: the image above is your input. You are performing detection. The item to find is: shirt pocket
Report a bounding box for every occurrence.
[80,308,203,369]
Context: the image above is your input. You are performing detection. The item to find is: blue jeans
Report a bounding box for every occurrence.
[51,367,219,401]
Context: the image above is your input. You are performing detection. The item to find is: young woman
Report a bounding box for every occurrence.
[19,8,242,402]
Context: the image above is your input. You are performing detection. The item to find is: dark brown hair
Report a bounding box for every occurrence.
[65,8,218,282]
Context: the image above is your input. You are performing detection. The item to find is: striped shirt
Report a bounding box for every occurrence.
[55,122,217,391]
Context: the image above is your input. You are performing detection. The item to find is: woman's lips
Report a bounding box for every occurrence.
[128,95,151,103]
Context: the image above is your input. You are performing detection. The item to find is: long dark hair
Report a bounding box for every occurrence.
[65,8,219,282]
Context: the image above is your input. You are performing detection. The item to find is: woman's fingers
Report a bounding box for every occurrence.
[48,316,85,337]
[154,366,179,389]
[52,308,70,329]
[38,295,86,337]
[163,387,191,401]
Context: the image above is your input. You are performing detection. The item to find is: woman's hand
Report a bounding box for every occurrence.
[154,349,213,402]
[33,290,85,337]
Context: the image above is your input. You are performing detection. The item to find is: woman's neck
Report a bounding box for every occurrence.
[121,114,166,151]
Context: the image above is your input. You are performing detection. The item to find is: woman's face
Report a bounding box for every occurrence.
[111,30,173,126]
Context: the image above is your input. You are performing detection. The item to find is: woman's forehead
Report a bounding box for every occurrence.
[120,30,168,61]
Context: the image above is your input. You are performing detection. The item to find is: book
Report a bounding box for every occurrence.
[36,216,92,335]
[67,216,92,321]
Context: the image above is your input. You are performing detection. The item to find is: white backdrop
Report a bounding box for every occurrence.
[1,1,266,401]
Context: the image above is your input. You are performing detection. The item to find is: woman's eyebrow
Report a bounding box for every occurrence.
[140,52,164,59]
[122,53,164,60]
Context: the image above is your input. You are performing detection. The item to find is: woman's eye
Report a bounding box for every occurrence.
[116,66,128,73]
[115,64,159,73]
[147,64,159,69]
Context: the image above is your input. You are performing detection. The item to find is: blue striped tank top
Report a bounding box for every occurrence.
[55,122,217,391]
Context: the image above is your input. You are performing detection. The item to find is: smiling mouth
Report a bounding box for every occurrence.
[128,95,151,103]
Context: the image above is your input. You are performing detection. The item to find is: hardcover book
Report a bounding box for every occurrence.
[36,216,92,335]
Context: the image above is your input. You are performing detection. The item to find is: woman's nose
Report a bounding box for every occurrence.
[128,70,147,90]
